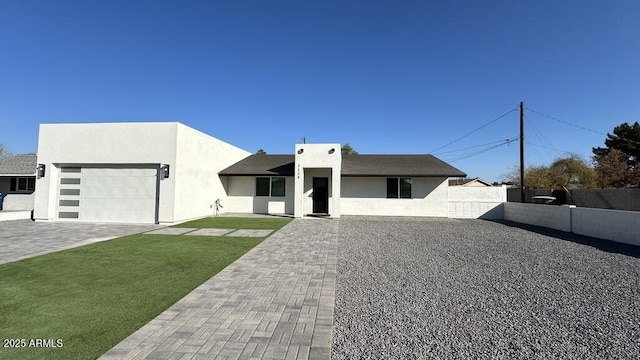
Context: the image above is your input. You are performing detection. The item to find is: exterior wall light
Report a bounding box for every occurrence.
[37,164,46,179]
[161,164,170,179]
[297,149,304,154]
[328,148,335,154]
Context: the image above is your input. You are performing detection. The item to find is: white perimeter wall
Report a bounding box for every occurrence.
[504,203,640,246]
[341,177,448,217]
[173,124,250,222]
[448,185,506,219]
[223,176,294,215]
[2,193,35,211]
[571,208,640,246]
[504,202,572,232]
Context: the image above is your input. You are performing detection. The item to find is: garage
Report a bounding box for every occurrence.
[56,165,159,223]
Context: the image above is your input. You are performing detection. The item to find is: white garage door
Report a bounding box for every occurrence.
[57,165,159,223]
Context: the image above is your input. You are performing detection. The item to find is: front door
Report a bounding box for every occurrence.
[312,177,329,214]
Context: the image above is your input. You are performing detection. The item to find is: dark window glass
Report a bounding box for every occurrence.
[10,178,16,191]
[271,178,285,197]
[58,212,79,219]
[60,178,81,185]
[61,167,81,173]
[400,178,412,198]
[256,177,270,196]
[18,178,27,190]
[60,189,80,196]
[27,178,35,191]
[387,178,399,198]
[59,200,80,207]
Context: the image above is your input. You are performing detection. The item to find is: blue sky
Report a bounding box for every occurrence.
[1,1,639,182]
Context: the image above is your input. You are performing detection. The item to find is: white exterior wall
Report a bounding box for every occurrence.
[504,202,573,232]
[341,177,449,217]
[35,123,179,222]
[294,144,341,218]
[0,211,32,221]
[571,208,640,246]
[173,124,250,222]
[448,185,506,219]
[1,193,35,211]
[224,176,294,214]
[35,122,249,224]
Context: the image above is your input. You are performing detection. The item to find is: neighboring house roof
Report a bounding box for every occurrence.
[0,154,37,175]
[219,155,295,176]
[448,178,492,186]
[220,154,466,178]
[342,155,466,177]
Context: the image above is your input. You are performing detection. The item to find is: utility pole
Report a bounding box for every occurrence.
[520,101,525,203]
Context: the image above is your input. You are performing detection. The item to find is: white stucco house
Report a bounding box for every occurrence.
[0,154,37,211]
[33,122,467,224]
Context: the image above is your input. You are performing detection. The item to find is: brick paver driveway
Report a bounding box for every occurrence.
[101,218,338,360]
[0,220,159,265]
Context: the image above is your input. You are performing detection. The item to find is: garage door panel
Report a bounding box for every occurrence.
[81,185,156,199]
[81,167,158,177]
[81,198,156,211]
[57,165,158,224]
[80,209,154,222]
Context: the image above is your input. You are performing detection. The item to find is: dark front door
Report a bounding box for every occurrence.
[312,177,329,214]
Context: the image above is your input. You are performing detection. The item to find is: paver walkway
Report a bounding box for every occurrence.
[100,218,339,360]
[0,220,159,265]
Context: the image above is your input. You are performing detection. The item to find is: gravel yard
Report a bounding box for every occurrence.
[332,217,640,359]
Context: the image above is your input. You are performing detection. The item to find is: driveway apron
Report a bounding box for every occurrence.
[0,220,159,265]
[100,218,338,360]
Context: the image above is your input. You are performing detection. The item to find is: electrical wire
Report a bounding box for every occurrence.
[447,137,519,162]
[526,107,640,146]
[433,137,518,155]
[524,141,575,156]
[429,106,519,154]
[525,114,560,162]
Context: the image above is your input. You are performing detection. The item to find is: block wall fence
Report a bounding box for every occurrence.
[504,202,640,246]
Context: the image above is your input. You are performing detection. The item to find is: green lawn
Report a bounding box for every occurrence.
[174,216,292,230]
[0,217,291,360]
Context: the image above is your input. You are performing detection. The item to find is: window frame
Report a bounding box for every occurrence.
[11,177,36,192]
[255,177,286,197]
[386,177,412,199]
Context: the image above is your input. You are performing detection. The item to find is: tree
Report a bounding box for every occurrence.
[593,148,639,187]
[501,165,550,188]
[593,121,640,164]
[0,144,7,155]
[548,155,597,189]
[502,155,596,189]
[255,149,267,155]
[525,166,554,189]
[341,143,358,155]
[592,121,640,187]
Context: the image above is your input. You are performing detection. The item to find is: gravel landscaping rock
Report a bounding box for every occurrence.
[332,217,640,359]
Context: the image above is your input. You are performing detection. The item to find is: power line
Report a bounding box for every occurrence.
[526,107,640,146]
[524,118,553,162]
[433,137,518,155]
[447,137,519,162]
[525,141,575,156]
[429,106,519,154]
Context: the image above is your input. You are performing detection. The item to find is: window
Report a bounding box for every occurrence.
[60,189,80,196]
[60,167,81,173]
[10,177,35,192]
[60,178,81,185]
[256,177,286,197]
[387,177,412,198]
